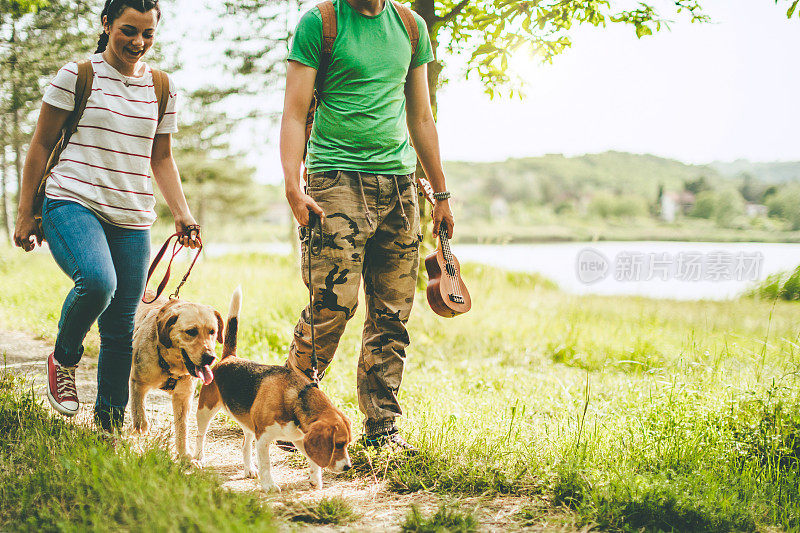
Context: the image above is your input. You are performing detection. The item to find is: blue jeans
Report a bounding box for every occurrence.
[41,197,150,416]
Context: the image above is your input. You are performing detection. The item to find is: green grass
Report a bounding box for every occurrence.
[400,503,478,533]
[0,373,275,532]
[280,496,359,525]
[746,265,800,301]
[2,245,800,530]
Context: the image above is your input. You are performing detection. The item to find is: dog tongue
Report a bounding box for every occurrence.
[199,365,213,385]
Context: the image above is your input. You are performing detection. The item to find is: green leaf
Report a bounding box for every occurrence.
[474,43,499,55]
[788,0,799,18]
[522,16,531,32]
[635,24,653,38]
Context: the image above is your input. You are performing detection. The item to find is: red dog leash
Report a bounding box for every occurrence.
[142,227,203,304]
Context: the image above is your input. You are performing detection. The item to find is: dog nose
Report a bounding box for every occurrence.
[201,353,216,366]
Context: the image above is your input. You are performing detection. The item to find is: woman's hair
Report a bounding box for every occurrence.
[95,0,161,53]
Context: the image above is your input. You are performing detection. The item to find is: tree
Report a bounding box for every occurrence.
[691,190,715,220]
[217,0,791,256]
[0,0,98,241]
[765,184,800,231]
[684,176,710,196]
[165,84,262,227]
[690,188,745,227]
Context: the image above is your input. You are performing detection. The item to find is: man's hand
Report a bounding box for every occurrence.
[13,211,43,252]
[287,188,325,227]
[432,200,454,239]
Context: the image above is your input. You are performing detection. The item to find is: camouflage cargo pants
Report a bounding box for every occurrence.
[287,170,420,435]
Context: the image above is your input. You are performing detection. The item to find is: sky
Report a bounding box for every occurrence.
[171,0,800,182]
[435,0,800,166]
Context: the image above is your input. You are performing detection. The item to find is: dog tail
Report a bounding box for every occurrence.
[222,286,242,359]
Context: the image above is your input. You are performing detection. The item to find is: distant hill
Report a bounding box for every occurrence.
[443,151,721,207]
[443,152,800,209]
[709,160,800,183]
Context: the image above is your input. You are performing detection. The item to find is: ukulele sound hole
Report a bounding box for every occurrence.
[445,264,457,276]
[449,294,465,304]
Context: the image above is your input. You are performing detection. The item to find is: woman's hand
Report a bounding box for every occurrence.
[174,214,201,249]
[13,211,43,252]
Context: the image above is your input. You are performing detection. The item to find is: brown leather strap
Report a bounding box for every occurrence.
[71,60,94,137]
[391,0,419,58]
[303,1,337,177]
[151,68,170,125]
[142,232,203,304]
[316,0,337,92]
[319,0,337,59]
[35,60,94,220]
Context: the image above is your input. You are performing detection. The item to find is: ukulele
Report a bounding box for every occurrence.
[417,177,472,318]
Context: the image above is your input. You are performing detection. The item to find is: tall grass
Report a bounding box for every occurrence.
[745,265,800,301]
[0,373,275,532]
[1,248,799,529]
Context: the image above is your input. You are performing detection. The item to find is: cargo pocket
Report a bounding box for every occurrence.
[306,170,342,191]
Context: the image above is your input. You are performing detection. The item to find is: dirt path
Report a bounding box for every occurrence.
[0,329,558,532]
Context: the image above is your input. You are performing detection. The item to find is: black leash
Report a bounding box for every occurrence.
[299,212,323,385]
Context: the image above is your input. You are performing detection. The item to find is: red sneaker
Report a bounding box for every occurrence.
[46,351,79,416]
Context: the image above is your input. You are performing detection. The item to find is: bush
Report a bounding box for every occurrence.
[588,192,648,219]
[766,184,800,230]
[690,189,745,227]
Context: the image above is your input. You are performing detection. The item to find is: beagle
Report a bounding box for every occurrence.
[194,287,352,492]
[130,289,223,456]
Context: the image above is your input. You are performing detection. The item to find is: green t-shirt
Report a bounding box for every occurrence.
[288,0,434,174]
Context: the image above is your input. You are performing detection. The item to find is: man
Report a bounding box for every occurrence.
[280,0,454,450]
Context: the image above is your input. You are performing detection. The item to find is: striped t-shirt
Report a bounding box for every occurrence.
[42,53,179,229]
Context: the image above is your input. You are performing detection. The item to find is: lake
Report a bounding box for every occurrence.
[205,241,800,301]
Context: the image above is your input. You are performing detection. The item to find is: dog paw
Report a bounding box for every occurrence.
[260,481,281,493]
[309,467,323,489]
[191,458,204,469]
[243,466,258,479]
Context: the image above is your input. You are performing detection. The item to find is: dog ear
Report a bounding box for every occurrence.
[343,415,352,443]
[157,303,180,348]
[214,310,224,344]
[304,421,334,468]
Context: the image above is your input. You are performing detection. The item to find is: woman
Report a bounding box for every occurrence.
[13,0,198,431]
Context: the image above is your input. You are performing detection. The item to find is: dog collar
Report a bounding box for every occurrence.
[157,347,179,391]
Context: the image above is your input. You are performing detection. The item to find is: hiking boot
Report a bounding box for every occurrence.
[46,351,79,416]
[362,430,418,455]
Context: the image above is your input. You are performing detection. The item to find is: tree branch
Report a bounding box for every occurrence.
[436,0,470,25]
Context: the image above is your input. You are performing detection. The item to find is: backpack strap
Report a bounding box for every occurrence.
[304,0,337,173]
[151,68,170,126]
[316,0,337,90]
[34,59,93,224]
[391,0,419,59]
[68,60,94,138]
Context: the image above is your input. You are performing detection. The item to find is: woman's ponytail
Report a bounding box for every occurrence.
[95,31,109,53]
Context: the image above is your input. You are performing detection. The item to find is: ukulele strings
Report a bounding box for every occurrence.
[439,226,463,300]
